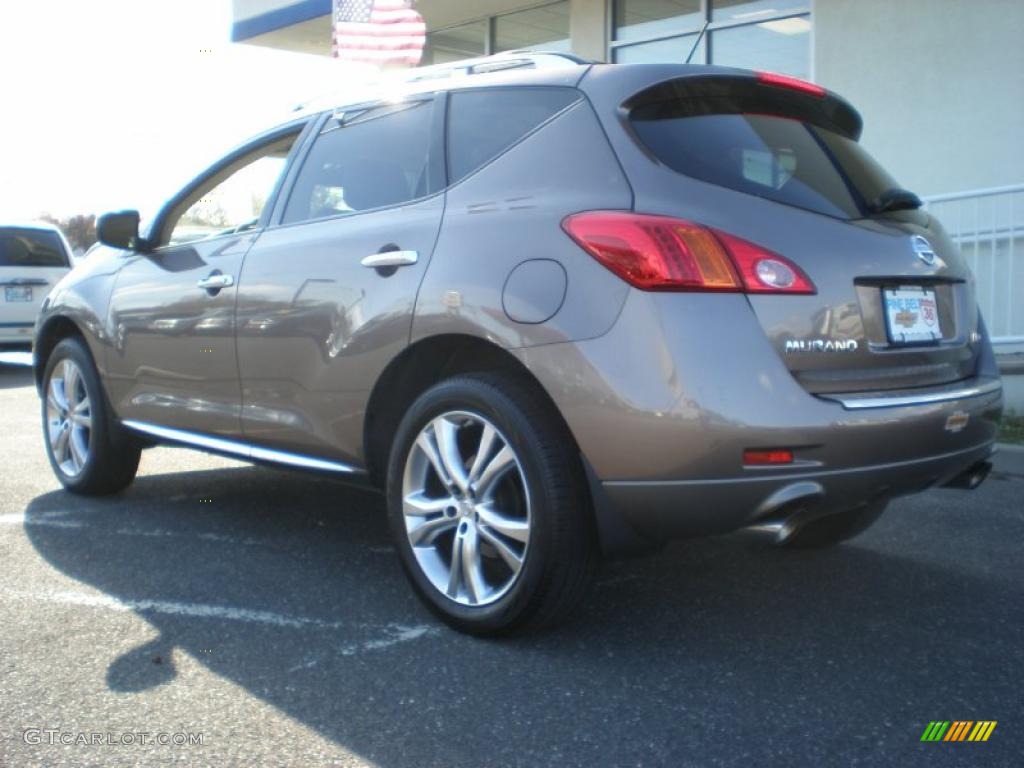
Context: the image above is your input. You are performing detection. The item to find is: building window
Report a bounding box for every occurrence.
[710,17,810,78]
[710,0,806,23]
[494,2,571,54]
[614,33,705,65]
[423,2,571,67]
[611,0,811,79]
[613,0,702,43]
[424,20,488,65]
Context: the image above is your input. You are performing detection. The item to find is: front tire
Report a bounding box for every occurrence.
[386,373,598,635]
[42,337,141,495]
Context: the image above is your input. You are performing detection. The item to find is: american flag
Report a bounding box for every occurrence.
[333,0,426,68]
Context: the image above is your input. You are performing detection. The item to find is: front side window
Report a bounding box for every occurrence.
[167,134,298,246]
[0,228,68,267]
[282,100,437,225]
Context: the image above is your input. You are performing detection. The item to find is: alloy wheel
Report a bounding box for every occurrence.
[45,359,92,477]
[401,410,531,607]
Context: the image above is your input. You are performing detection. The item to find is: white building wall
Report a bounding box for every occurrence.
[813,0,1024,197]
[569,0,609,62]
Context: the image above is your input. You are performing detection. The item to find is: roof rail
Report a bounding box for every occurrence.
[291,51,589,115]
[403,50,590,83]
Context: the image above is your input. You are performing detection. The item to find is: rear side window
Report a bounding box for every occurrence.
[0,228,68,267]
[282,100,438,225]
[447,87,581,184]
[629,79,905,220]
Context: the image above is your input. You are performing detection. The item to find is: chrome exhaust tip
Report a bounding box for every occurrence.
[743,481,825,544]
[941,461,992,491]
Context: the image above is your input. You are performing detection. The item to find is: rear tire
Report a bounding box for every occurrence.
[779,501,887,549]
[386,373,599,635]
[41,337,140,495]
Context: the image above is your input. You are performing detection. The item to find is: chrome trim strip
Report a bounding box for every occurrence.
[122,420,363,474]
[820,378,1002,410]
[249,445,361,473]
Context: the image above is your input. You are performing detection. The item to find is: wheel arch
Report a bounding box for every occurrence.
[34,315,87,394]
[363,333,572,489]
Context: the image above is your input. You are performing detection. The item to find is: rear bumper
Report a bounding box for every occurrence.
[514,290,1003,549]
[602,439,997,540]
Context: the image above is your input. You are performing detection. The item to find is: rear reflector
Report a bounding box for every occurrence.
[562,212,815,294]
[743,449,794,466]
[756,71,826,98]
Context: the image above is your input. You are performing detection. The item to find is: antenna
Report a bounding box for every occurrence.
[685,21,710,64]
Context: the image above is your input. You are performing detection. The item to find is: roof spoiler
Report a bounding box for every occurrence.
[623,72,863,140]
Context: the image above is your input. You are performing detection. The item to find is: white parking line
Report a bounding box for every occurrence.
[0,511,263,546]
[112,527,264,547]
[357,625,432,653]
[0,587,438,652]
[0,511,84,528]
[2,587,340,628]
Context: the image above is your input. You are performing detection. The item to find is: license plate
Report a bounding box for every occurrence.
[4,286,32,302]
[883,287,941,344]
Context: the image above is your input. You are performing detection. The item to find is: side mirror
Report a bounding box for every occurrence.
[96,210,141,250]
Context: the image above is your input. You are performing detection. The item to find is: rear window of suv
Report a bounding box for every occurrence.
[0,228,69,267]
[629,78,906,220]
[447,87,582,184]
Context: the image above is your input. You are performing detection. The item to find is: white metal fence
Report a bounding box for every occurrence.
[922,184,1024,348]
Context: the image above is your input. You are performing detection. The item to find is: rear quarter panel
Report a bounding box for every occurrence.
[412,97,634,348]
[581,64,981,394]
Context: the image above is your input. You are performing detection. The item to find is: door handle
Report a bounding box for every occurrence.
[360,250,418,269]
[197,273,235,290]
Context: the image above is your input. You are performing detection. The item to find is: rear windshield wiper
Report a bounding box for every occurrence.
[868,187,922,214]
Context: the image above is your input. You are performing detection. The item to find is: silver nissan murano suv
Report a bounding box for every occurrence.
[34,53,1003,634]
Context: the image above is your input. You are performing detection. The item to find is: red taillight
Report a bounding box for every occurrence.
[561,212,740,292]
[743,449,794,466]
[756,71,826,98]
[561,212,815,295]
[712,230,815,294]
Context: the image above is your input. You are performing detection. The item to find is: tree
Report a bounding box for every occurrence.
[39,213,97,253]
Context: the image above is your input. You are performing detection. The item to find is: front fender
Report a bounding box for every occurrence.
[34,247,124,391]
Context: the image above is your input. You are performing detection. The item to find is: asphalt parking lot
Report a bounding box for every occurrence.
[1,356,1022,767]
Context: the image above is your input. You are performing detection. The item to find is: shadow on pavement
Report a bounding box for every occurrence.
[22,463,1023,766]
[0,364,34,390]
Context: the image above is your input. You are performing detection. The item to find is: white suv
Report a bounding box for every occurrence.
[0,223,72,345]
